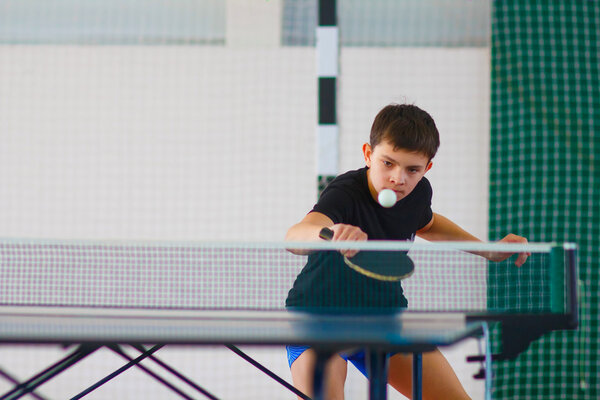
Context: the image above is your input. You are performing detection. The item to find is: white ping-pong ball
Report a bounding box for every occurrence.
[378,189,396,208]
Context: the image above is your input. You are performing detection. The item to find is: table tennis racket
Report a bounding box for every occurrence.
[318,227,414,281]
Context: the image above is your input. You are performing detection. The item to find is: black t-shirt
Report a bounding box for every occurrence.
[285,167,433,310]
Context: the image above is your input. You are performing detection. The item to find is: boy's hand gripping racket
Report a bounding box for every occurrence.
[318,227,414,281]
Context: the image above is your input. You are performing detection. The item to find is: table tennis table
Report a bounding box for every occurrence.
[0,238,578,400]
[0,306,487,400]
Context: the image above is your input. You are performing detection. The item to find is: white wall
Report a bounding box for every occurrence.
[0,36,489,400]
[0,45,316,242]
[0,48,492,243]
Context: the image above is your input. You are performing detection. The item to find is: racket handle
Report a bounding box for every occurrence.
[319,227,334,241]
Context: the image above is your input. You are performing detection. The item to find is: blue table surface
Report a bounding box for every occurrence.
[0,306,483,349]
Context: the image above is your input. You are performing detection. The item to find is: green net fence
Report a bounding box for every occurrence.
[489,1,599,398]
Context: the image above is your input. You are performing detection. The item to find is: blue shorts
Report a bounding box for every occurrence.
[286,345,373,378]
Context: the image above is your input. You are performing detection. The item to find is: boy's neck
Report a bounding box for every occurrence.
[365,168,378,202]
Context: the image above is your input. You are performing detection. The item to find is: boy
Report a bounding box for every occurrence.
[285,104,529,399]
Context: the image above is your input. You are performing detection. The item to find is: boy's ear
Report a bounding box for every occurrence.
[425,161,433,173]
[362,143,372,167]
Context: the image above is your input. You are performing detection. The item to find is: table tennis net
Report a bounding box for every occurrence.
[0,239,572,315]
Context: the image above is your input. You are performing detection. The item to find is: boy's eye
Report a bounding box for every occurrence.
[383,161,393,167]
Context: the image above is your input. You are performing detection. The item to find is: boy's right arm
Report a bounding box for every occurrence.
[285,212,367,256]
[285,212,334,243]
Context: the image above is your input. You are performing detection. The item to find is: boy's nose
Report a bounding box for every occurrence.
[390,171,406,185]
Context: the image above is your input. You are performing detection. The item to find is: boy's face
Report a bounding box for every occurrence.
[363,140,432,203]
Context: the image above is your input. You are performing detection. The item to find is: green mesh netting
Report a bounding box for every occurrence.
[489,1,599,398]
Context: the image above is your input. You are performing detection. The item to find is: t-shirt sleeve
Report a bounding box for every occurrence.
[310,185,354,225]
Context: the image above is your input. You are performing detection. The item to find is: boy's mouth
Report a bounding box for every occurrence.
[393,189,405,198]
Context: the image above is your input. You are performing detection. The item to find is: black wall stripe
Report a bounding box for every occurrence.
[318,77,336,124]
[318,0,336,27]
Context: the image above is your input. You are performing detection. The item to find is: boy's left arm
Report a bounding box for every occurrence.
[417,213,530,266]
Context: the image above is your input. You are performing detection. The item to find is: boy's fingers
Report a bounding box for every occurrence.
[515,252,530,267]
[330,224,367,258]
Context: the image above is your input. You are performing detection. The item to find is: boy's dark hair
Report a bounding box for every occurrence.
[370,104,440,160]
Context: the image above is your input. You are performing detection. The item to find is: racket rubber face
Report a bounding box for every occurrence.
[318,227,414,281]
[345,252,414,281]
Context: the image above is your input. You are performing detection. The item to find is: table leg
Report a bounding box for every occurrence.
[412,352,423,400]
[366,349,389,400]
[312,350,332,400]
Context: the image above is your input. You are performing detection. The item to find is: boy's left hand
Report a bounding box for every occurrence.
[488,234,530,267]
